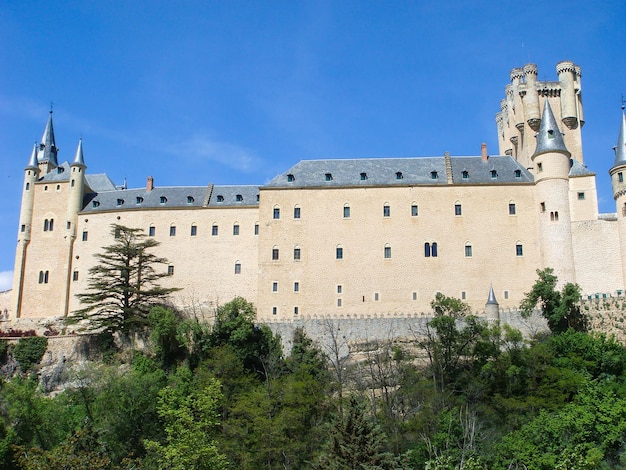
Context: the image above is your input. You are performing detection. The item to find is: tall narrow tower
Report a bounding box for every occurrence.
[609,110,626,290]
[532,100,576,285]
[63,139,87,315]
[11,143,40,317]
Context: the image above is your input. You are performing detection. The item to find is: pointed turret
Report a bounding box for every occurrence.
[72,137,86,167]
[533,100,570,158]
[613,111,626,167]
[26,142,39,170]
[485,285,499,322]
[37,111,58,171]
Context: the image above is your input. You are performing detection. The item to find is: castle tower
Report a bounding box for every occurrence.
[62,139,87,315]
[609,110,626,291]
[37,111,58,174]
[485,285,499,322]
[532,100,576,285]
[11,143,41,318]
[556,61,579,130]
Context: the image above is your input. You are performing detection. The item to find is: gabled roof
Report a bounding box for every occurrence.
[265,155,533,188]
[81,184,260,213]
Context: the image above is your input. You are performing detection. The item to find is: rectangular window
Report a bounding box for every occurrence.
[337,285,342,294]
[72,270,79,281]
[619,172,624,183]
[411,204,418,216]
[233,224,240,235]
[293,248,301,260]
[516,244,523,256]
[509,203,516,215]
[343,206,350,218]
[272,307,277,315]
[294,306,299,315]
[465,245,472,257]
[336,247,343,259]
[461,291,466,300]
[66,221,71,230]
[412,292,417,301]
[455,204,462,216]
[190,225,197,236]
[384,246,391,258]
[540,202,546,212]
[170,226,176,236]
[294,207,301,219]
[81,230,88,241]
[272,282,278,292]
[20,224,25,232]
[577,192,585,200]
[149,226,156,237]
[167,265,174,276]
[374,292,379,301]
[272,248,279,260]
[254,224,259,235]
[273,208,280,219]
[212,225,218,236]
[383,205,390,217]
[537,162,543,172]
[234,263,241,274]
[337,298,342,307]
[294,282,299,292]
[504,290,509,300]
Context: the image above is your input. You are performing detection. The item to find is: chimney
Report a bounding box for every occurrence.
[481,143,488,162]
[146,176,154,191]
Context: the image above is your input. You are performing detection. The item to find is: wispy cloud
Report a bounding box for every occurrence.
[0,271,13,292]
[169,135,263,173]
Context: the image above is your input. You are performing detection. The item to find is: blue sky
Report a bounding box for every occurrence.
[1,1,624,291]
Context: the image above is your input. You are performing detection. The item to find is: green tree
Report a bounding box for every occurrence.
[148,306,184,370]
[12,336,48,372]
[520,268,586,333]
[144,378,229,470]
[313,396,400,469]
[69,224,180,336]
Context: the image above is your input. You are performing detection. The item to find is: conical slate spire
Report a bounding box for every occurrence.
[613,111,626,167]
[486,284,499,305]
[26,141,38,170]
[72,138,85,167]
[37,111,58,166]
[533,100,570,158]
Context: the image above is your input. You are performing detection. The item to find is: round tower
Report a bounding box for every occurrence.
[609,110,626,291]
[510,67,525,132]
[532,100,576,285]
[12,143,41,318]
[62,138,87,316]
[556,61,579,130]
[485,285,500,323]
[523,63,541,131]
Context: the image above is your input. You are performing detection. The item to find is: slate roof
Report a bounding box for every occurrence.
[265,155,534,188]
[38,162,71,182]
[81,184,260,213]
[569,160,595,177]
[450,157,533,184]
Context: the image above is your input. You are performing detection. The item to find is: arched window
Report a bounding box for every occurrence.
[465,242,472,257]
[38,271,44,284]
[212,224,218,236]
[424,242,431,257]
[516,243,523,257]
[432,242,438,257]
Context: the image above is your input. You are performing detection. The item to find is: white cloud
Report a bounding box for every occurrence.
[0,271,13,292]
[171,135,262,173]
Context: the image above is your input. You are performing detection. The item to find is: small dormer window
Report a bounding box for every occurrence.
[548,129,554,139]
[287,174,295,182]
[117,198,124,206]
[396,171,403,180]
[462,170,469,179]
[514,169,522,178]
[216,195,224,203]
[57,167,64,174]
[325,173,333,181]
[160,196,167,204]
[92,200,100,208]
[187,196,194,204]
[236,194,243,202]
[431,171,438,179]
[136,197,143,204]
[360,172,367,180]
[490,170,498,179]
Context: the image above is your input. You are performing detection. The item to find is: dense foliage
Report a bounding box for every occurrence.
[2,271,626,469]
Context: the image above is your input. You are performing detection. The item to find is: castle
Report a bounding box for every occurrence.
[9,61,626,323]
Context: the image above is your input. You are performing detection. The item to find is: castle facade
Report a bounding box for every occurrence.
[10,61,626,322]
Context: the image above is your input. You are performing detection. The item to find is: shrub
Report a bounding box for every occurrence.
[13,336,48,372]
